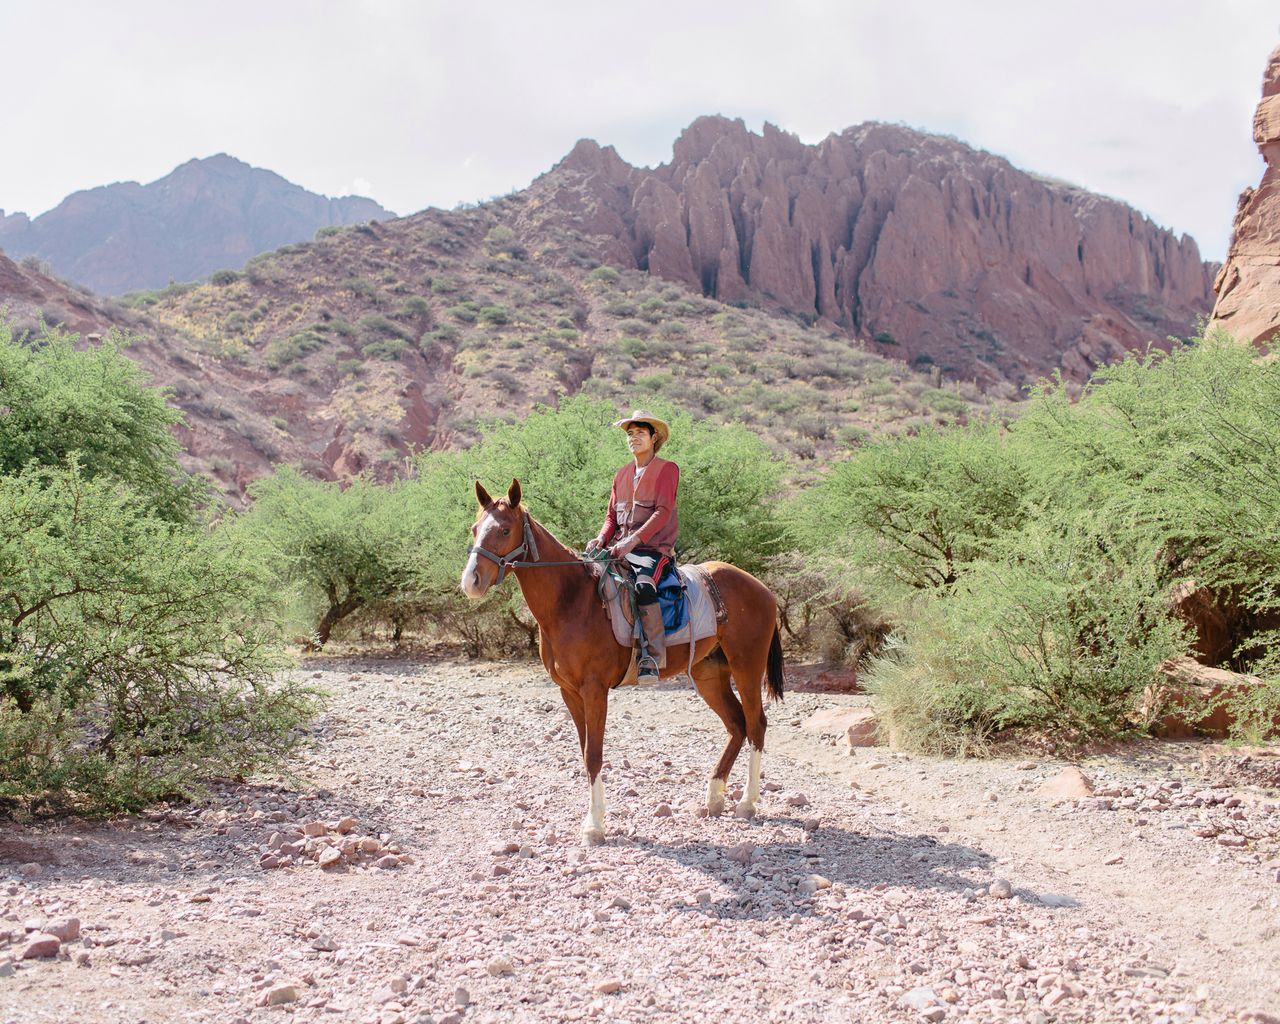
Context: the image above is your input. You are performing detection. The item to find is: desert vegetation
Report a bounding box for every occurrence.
[0,323,318,813]
[790,331,1280,752]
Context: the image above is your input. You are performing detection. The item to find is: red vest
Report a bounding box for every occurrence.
[598,456,680,556]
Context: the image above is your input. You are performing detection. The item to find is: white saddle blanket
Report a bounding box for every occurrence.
[600,565,721,650]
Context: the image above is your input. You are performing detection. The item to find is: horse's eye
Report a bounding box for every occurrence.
[502,528,511,536]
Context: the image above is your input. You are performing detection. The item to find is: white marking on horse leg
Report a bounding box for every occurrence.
[581,776,606,845]
[734,749,763,819]
[706,777,726,817]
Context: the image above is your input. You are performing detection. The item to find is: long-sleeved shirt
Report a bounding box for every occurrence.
[596,456,680,557]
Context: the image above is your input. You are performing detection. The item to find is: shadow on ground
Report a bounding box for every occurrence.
[629,819,993,920]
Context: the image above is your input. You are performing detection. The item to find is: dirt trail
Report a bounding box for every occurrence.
[1,657,1277,1024]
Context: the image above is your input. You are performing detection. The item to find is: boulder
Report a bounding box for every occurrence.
[802,707,881,747]
[1147,657,1279,739]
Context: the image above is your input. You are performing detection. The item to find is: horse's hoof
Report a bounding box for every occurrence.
[706,797,725,818]
[733,802,756,820]
[582,824,606,846]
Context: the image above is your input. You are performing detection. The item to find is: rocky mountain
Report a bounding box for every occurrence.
[1210,44,1280,347]
[0,155,392,295]
[0,118,1222,499]
[523,117,1215,387]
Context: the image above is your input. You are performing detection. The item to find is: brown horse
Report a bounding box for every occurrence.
[460,479,785,844]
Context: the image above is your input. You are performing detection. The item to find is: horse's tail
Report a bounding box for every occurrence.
[766,626,785,702]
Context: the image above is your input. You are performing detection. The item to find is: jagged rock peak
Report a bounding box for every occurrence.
[1210,43,1280,347]
[529,114,1214,386]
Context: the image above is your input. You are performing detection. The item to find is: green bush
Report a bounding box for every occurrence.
[0,324,204,521]
[361,337,408,360]
[264,330,326,370]
[0,321,314,812]
[210,269,241,286]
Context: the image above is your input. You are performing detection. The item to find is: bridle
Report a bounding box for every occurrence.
[468,510,587,585]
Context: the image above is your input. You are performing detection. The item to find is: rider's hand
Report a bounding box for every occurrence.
[609,534,639,559]
[584,537,603,555]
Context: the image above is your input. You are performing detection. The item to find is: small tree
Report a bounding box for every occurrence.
[235,470,431,646]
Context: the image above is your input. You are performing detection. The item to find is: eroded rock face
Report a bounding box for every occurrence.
[1210,44,1280,347]
[528,117,1215,385]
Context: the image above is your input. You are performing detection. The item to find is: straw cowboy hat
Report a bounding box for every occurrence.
[613,409,670,452]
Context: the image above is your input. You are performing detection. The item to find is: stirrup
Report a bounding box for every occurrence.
[637,654,659,684]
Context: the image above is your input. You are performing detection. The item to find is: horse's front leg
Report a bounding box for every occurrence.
[580,682,609,845]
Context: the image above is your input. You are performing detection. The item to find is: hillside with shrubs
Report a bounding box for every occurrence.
[128,197,997,497]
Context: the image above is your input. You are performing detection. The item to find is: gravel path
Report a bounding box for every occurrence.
[2,656,1278,1024]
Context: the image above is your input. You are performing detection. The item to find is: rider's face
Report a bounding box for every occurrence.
[626,425,655,459]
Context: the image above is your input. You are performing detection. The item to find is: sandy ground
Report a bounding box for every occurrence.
[2,656,1279,1024]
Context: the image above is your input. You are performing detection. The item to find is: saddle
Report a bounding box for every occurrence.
[587,557,728,683]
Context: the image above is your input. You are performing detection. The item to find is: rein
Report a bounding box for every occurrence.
[468,512,592,584]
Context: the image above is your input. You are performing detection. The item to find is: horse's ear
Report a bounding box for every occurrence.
[475,480,493,508]
[507,478,522,508]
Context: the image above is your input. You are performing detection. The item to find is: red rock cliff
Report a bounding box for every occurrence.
[1210,44,1280,347]
[527,117,1216,386]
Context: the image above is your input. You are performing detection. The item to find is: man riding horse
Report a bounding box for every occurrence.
[584,410,678,685]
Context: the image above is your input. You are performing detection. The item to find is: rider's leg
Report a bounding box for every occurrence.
[636,580,666,680]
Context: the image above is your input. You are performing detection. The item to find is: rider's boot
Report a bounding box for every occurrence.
[637,602,666,684]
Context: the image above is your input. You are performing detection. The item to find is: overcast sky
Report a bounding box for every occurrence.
[2,1,1275,262]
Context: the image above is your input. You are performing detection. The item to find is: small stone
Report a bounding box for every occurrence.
[336,817,358,834]
[654,804,673,818]
[988,879,1013,899]
[802,817,821,832]
[785,793,810,808]
[594,978,623,994]
[454,986,471,1007]
[260,984,301,1006]
[922,1009,946,1022]
[610,896,632,910]
[1037,766,1094,802]
[900,986,939,1011]
[318,847,343,869]
[20,933,61,959]
[375,855,401,870]
[486,957,513,977]
[18,863,40,877]
[44,918,80,942]
[302,821,328,837]
[311,934,337,952]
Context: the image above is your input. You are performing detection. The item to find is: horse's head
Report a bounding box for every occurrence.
[460,478,526,599]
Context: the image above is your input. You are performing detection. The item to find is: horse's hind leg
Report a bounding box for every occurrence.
[690,652,746,817]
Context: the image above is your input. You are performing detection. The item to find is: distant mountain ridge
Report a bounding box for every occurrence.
[0,155,393,294]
